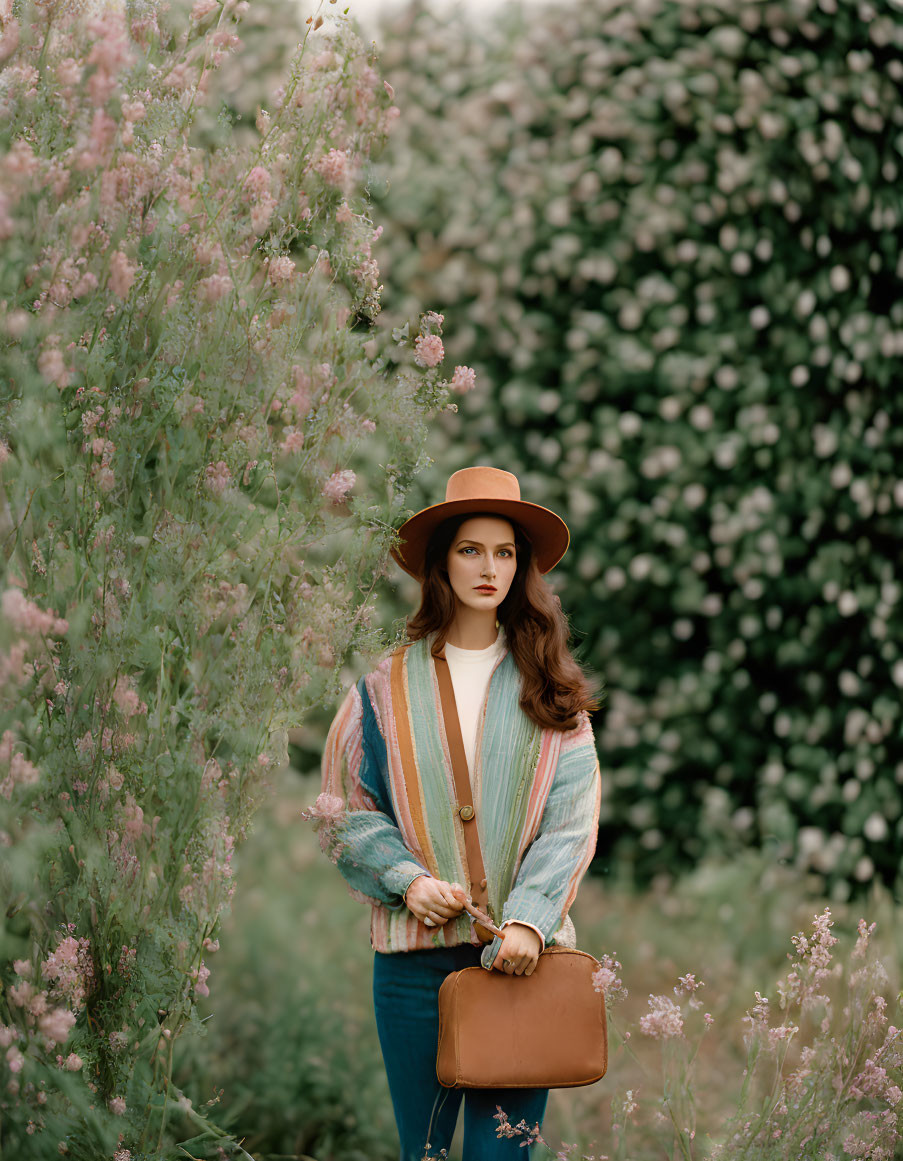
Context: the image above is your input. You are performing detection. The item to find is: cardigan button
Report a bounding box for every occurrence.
[459,805,475,821]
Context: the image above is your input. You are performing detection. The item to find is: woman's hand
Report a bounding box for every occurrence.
[404,875,466,927]
[491,923,543,976]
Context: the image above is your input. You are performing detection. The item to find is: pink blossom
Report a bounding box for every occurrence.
[73,271,99,298]
[674,972,703,997]
[250,194,276,233]
[267,256,296,285]
[64,1052,83,1070]
[853,918,877,959]
[244,166,270,196]
[12,959,31,977]
[413,334,444,368]
[0,743,41,798]
[196,274,232,304]
[592,953,626,1005]
[0,17,19,64]
[304,792,345,825]
[193,960,211,997]
[113,1151,132,1161]
[6,1045,24,1073]
[191,0,218,19]
[37,347,70,389]
[121,100,146,123]
[204,460,232,496]
[109,250,138,299]
[0,1025,17,1047]
[38,1007,77,1046]
[322,470,355,504]
[315,148,349,186]
[336,202,353,223]
[56,57,81,86]
[113,675,146,718]
[639,994,684,1040]
[42,935,94,1007]
[279,427,305,454]
[450,365,476,393]
[362,418,376,432]
[1,589,68,636]
[109,1096,127,1114]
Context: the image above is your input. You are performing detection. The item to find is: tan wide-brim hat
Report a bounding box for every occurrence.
[390,466,570,581]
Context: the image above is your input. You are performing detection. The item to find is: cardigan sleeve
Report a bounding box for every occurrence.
[310,676,429,909]
[493,710,601,949]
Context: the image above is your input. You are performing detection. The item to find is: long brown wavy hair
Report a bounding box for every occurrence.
[404,511,602,732]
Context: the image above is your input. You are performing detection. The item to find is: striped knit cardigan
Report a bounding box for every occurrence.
[315,632,601,968]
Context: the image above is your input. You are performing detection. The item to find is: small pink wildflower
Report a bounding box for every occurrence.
[37,347,69,389]
[592,953,627,1005]
[853,918,877,959]
[204,461,232,496]
[315,148,348,186]
[109,1096,126,1115]
[267,256,296,285]
[196,274,232,304]
[193,961,211,998]
[279,427,305,455]
[639,994,683,1040]
[1,589,68,636]
[322,470,355,504]
[450,365,476,393]
[64,1052,83,1070]
[302,792,345,825]
[675,972,703,997]
[413,333,444,368]
[6,1045,25,1073]
[38,1007,77,1046]
[190,0,218,18]
[108,251,138,299]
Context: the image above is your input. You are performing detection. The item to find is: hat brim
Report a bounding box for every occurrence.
[390,497,570,581]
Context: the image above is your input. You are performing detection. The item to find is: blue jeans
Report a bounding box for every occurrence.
[373,944,549,1161]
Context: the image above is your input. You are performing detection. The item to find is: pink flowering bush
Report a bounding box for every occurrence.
[0,0,468,1154]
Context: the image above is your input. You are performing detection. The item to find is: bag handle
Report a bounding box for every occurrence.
[459,896,505,939]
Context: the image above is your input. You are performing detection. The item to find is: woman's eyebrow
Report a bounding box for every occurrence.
[455,539,516,549]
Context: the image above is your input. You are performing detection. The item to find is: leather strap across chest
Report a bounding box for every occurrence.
[433,649,494,942]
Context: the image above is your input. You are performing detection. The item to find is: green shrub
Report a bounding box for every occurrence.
[373,0,903,895]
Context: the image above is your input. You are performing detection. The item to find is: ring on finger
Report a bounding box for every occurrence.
[423,915,436,927]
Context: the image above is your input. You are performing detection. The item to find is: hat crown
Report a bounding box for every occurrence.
[445,466,521,504]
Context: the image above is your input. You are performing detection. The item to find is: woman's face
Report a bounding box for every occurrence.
[445,515,518,615]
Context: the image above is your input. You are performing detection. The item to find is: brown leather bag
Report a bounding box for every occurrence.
[428,648,608,1090]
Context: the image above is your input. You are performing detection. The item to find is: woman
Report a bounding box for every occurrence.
[312,466,602,1161]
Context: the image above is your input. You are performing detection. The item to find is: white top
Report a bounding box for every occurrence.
[443,629,507,778]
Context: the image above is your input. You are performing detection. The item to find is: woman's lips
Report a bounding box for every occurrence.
[474,586,497,593]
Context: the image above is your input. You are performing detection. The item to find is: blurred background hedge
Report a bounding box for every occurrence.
[365,0,903,899]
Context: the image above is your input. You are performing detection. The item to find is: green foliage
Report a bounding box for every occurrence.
[373,0,903,894]
[172,769,397,1161]
[0,0,457,1152]
[174,770,903,1161]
